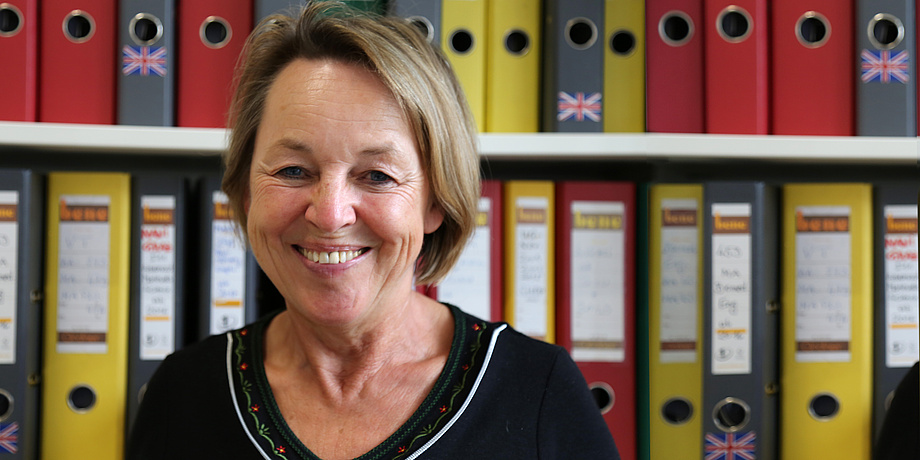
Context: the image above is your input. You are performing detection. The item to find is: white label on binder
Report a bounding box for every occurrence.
[659,198,699,363]
[571,200,626,362]
[210,191,246,335]
[140,195,177,360]
[710,203,752,375]
[57,195,111,354]
[883,205,920,368]
[513,196,549,340]
[438,197,492,321]
[795,206,852,363]
[0,191,18,364]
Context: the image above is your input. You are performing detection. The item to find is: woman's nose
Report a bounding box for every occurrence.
[303,178,356,233]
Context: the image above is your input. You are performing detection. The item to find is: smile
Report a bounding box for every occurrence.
[297,247,368,264]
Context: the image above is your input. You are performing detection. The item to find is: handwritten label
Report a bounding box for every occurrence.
[659,198,699,363]
[514,196,549,341]
[140,195,177,360]
[438,197,492,320]
[57,195,110,354]
[0,191,18,364]
[570,201,625,362]
[210,191,246,335]
[794,206,852,362]
[710,203,752,375]
[883,205,920,367]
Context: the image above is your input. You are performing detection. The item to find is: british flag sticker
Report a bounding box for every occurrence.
[123,45,168,77]
[704,431,756,460]
[860,49,909,84]
[0,422,18,454]
[557,91,602,122]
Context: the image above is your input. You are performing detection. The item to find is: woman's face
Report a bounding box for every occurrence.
[246,58,443,326]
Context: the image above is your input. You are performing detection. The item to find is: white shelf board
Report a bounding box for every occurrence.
[0,122,916,163]
[0,121,228,155]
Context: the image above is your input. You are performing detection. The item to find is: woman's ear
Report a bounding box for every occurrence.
[423,202,444,234]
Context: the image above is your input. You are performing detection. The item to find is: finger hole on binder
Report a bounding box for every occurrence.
[0,388,13,422]
[63,10,95,44]
[503,29,530,56]
[67,384,97,414]
[0,3,23,38]
[565,17,597,50]
[588,382,615,415]
[808,392,840,421]
[717,6,752,44]
[795,11,830,49]
[661,397,694,425]
[449,29,474,55]
[406,15,434,43]
[200,16,232,49]
[659,10,694,47]
[712,397,751,432]
[130,12,164,46]
[867,13,904,50]
[609,29,637,57]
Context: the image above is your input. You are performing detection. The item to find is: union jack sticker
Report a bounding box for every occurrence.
[704,431,756,460]
[122,45,167,77]
[0,422,18,454]
[557,91,602,122]
[861,49,909,84]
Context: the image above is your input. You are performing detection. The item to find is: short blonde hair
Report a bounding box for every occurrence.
[223,1,480,285]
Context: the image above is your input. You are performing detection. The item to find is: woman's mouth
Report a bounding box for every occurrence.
[297,247,368,264]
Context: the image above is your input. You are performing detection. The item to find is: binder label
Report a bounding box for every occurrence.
[659,199,699,363]
[794,206,852,362]
[710,203,752,375]
[438,197,492,321]
[140,195,177,360]
[210,192,246,335]
[57,195,111,354]
[513,196,549,341]
[570,201,626,362]
[883,205,920,367]
[0,191,18,364]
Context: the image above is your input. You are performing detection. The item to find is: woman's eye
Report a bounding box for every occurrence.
[368,170,394,183]
[278,166,304,178]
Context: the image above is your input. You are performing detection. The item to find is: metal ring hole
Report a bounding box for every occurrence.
[795,11,831,48]
[712,397,751,432]
[67,384,97,414]
[565,17,597,50]
[717,6,752,43]
[449,28,473,55]
[200,16,231,49]
[129,12,163,46]
[589,382,615,415]
[808,392,840,421]
[867,13,904,50]
[504,29,530,56]
[406,15,434,43]
[0,3,23,37]
[0,388,13,422]
[661,396,694,425]
[63,10,95,44]
[659,10,694,47]
[610,29,637,56]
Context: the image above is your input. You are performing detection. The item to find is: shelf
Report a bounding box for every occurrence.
[0,121,917,164]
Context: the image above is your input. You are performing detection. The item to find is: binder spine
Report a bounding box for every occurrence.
[117,0,176,126]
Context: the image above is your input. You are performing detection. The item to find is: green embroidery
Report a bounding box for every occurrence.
[234,330,290,460]
[390,321,487,460]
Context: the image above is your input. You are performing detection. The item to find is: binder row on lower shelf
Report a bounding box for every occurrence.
[0,170,917,459]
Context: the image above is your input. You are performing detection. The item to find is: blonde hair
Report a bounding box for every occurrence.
[223,1,480,285]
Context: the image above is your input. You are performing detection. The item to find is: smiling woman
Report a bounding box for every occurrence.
[127,3,620,460]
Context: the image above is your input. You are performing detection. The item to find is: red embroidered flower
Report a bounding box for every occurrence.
[251,404,260,413]
[240,363,249,371]
[276,446,286,454]
[462,364,470,371]
[241,329,248,336]
[397,446,407,453]
[472,323,481,331]
[439,405,448,413]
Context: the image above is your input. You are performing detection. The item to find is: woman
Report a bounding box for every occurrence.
[128,3,619,459]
